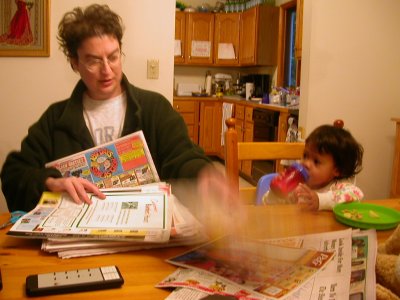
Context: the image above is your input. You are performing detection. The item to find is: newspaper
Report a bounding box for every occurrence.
[158,229,377,300]
[45,131,159,188]
[350,229,377,299]
[7,183,173,242]
[163,235,335,299]
[39,192,208,259]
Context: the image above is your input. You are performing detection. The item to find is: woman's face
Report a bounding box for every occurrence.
[301,144,340,189]
[71,35,123,100]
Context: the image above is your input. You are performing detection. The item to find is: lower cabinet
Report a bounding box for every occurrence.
[173,100,199,144]
[173,97,298,184]
[199,101,222,155]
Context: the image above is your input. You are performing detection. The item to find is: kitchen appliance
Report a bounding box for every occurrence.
[176,83,201,96]
[241,74,270,99]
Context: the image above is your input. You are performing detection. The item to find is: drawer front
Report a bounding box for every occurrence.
[173,101,196,112]
[235,104,245,120]
[245,106,253,122]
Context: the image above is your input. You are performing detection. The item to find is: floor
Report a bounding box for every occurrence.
[211,159,254,188]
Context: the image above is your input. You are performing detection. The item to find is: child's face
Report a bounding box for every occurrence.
[301,144,340,189]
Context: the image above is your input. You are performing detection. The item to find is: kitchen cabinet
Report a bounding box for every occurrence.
[233,104,254,177]
[295,0,303,60]
[175,4,278,67]
[214,13,240,66]
[173,99,199,143]
[185,12,215,65]
[174,11,186,64]
[239,5,279,66]
[199,101,222,155]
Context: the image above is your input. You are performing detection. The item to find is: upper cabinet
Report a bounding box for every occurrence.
[174,11,186,64]
[294,0,303,60]
[239,5,279,66]
[214,12,240,66]
[175,4,279,67]
[185,13,215,65]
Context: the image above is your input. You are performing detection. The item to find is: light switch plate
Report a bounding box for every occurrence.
[147,59,159,79]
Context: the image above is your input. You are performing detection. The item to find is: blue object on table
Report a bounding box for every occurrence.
[0,210,26,229]
[255,173,277,205]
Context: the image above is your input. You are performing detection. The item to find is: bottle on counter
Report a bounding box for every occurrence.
[270,163,309,198]
[205,71,212,96]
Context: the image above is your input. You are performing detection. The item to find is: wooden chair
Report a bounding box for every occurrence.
[224,118,305,204]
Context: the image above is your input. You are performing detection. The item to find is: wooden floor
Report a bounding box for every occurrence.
[212,160,254,188]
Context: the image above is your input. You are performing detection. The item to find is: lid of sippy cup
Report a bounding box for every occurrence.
[292,162,309,181]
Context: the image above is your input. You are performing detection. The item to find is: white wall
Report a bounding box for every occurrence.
[0,0,175,212]
[299,0,400,199]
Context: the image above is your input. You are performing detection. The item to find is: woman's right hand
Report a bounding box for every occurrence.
[45,177,106,205]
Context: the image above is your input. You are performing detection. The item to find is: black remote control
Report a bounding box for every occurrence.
[25,265,124,297]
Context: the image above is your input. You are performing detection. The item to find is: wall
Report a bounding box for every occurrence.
[0,0,175,212]
[299,0,400,199]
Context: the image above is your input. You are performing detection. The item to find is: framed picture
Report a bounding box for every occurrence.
[0,0,50,57]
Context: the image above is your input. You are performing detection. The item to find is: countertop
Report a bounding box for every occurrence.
[173,95,299,113]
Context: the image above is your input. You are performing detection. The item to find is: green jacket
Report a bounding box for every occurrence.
[1,75,211,211]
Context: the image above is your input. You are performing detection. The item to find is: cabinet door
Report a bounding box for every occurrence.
[175,11,186,64]
[173,100,199,144]
[241,106,254,176]
[239,5,279,66]
[186,13,214,65]
[239,6,258,65]
[199,101,222,154]
[214,13,240,66]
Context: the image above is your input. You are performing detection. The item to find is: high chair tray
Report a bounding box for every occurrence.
[333,202,400,230]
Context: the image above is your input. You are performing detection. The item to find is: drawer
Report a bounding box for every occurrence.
[173,101,196,113]
[234,105,245,120]
[245,106,253,122]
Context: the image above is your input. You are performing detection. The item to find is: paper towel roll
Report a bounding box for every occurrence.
[205,74,212,95]
[245,82,254,100]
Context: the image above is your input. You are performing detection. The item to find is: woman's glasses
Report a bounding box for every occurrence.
[80,51,124,72]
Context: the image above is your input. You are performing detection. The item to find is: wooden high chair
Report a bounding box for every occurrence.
[224,118,305,204]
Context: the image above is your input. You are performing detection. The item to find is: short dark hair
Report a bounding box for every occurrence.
[57,4,124,60]
[305,125,364,179]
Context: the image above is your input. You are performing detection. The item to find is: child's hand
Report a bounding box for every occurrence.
[294,183,319,210]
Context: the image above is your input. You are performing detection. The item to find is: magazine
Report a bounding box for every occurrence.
[165,235,335,299]
[45,131,159,189]
[7,183,173,242]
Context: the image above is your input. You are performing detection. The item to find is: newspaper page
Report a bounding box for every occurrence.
[350,229,377,299]
[165,235,335,300]
[45,131,159,188]
[8,184,171,242]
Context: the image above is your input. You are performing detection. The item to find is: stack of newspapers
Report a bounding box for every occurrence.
[7,131,207,258]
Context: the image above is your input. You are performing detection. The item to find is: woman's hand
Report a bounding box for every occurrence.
[45,177,106,205]
[294,183,319,211]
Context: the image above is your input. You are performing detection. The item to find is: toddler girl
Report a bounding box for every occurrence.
[262,123,364,210]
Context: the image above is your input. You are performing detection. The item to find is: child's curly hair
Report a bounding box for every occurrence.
[306,125,364,180]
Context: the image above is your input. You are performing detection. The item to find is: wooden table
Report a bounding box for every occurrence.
[0,199,399,299]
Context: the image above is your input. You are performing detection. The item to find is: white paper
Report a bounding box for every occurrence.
[191,40,211,57]
[217,43,236,59]
[174,40,182,57]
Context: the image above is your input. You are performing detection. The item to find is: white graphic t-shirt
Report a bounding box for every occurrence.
[83,92,127,145]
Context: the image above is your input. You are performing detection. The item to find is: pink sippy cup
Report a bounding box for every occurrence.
[270,163,309,198]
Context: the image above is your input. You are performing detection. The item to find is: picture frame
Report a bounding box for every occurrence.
[0,0,50,57]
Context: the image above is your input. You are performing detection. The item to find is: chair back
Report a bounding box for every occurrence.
[224,118,305,204]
